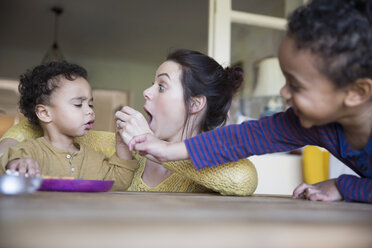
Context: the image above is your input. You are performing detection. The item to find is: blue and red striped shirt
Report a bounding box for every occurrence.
[185,108,372,203]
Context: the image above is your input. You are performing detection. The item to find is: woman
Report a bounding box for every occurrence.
[0,49,258,196]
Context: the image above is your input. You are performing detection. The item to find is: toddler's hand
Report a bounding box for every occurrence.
[292,179,343,202]
[5,158,41,177]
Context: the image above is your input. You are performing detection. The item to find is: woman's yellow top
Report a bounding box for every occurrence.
[1,120,258,196]
[128,151,211,193]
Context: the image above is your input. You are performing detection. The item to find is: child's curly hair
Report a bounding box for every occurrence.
[288,0,372,87]
[18,61,88,125]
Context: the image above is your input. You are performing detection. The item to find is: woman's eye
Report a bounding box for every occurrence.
[89,104,94,108]
[159,84,165,92]
[74,104,82,107]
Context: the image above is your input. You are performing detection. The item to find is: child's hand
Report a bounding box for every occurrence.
[292,179,343,202]
[128,133,169,162]
[128,133,188,162]
[5,158,41,177]
[115,106,153,145]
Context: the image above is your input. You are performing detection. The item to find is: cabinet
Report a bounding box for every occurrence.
[92,89,131,132]
[250,153,303,195]
[0,79,19,116]
[0,79,22,137]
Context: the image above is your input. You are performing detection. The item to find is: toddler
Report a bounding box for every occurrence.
[0,61,138,191]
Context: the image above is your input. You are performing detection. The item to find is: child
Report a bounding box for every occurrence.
[126,0,372,203]
[0,61,138,191]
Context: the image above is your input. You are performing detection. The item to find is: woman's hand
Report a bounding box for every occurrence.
[115,106,153,145]
[292,179,343,202]
[6,158,41,177]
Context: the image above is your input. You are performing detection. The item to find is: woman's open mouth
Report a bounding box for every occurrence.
[144,108,153,125]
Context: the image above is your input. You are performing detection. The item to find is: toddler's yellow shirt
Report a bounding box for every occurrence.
[0,137,138,191]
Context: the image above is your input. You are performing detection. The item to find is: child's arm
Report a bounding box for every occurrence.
[115,126,132,160]
[293,176,372,203]
[76,145,138,191]
[130,109,310,169]
[0,141,41,177]
[336,175,371,203]
[100,152,138,191]
[5,158,41,177]
[128,133,188,162]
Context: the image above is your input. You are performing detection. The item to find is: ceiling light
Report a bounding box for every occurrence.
[41,6,65,64]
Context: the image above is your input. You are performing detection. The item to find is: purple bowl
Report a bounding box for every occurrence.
[39,179,114,192]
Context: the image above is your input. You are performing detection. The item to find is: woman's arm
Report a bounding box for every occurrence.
[0,120,43,143]
[161,158,258,196]
[0,120,43,156]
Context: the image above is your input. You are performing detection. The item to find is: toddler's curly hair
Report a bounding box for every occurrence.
[18,61,87,125]
[288,0,372,87]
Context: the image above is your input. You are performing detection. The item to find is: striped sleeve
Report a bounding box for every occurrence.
[185,109,312,169]
[336,175,372,203]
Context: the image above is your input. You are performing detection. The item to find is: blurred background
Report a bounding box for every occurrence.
[0,0,305,128]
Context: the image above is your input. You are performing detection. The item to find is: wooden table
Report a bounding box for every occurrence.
[0,191,371,248]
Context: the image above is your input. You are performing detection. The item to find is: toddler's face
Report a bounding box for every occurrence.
[48,76,95,137]
[278,36,347,128]
[142,61,187,142]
